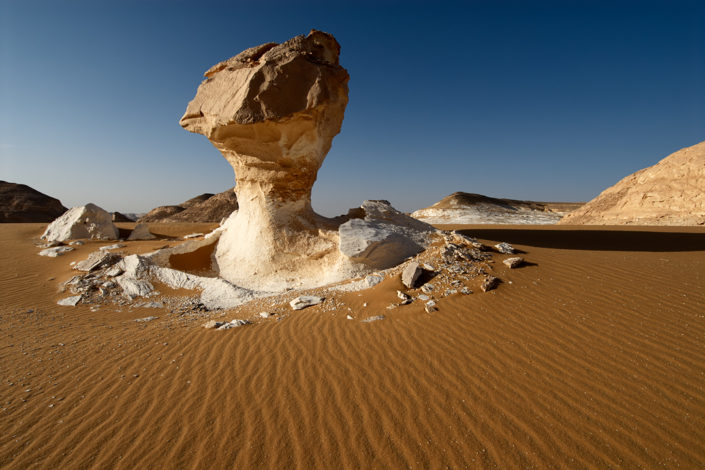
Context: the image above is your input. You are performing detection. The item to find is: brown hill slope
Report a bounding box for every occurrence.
[138,188,238,223]
[559,140,705,225]
[0,181,67,223]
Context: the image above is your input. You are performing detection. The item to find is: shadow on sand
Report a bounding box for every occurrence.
[457,228,705,252]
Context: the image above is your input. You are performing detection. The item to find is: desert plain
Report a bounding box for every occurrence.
[1,221,704,468]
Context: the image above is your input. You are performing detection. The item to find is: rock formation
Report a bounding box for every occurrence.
[0,181,67,223]
[559,140,705,225]
[42,203,119,241]
[181,30,427,291]
[412,192,583,225]
[137,188,238,223]
[112,212,134,222]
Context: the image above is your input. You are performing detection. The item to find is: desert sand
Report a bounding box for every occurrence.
[2,221,704,468]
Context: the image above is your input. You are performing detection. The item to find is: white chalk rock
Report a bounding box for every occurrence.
[401,261,423,289]
[74,251,120,272]
[339,201,435,269]
[217,319,251,330]
[41,203,119,242]
[57,295,82,306]
[38,246,74,257]
[116,275,154,298]
[494,242,515,254]
[127,223,156,240]
[289,295,324,310]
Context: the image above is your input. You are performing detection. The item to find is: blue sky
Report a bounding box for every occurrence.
[1,0,704,216]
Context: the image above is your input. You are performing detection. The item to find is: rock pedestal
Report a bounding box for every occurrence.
[180,30,351,289]
[181,31,434,291]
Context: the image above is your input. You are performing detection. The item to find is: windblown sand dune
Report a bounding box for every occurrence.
[560,140,705,225]
[2,222,704,468]
[413,192,583,224]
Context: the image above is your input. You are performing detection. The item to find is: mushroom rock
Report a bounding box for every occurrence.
[180,30,434,290]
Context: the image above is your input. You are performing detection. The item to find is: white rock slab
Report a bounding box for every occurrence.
[39,246,74,257]
[57,295,82,306]
[289,296,324,310]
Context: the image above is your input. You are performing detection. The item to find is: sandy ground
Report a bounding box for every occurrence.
[1,222,704,468]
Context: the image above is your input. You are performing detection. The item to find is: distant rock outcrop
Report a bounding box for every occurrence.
[112,212,134,222]
[559,140,705,225]
[0,181,67,223]
[137,189,238,223]
[412,192,583,225]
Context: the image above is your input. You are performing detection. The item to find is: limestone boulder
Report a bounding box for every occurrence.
[128,223,156,240]
[339,201,435,268]
[41,203,119,242]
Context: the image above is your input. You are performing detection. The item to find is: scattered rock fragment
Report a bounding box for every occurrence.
[74,251,120,272]
[202,320,224,329]
[57,295,82,306]
[397,290,410,301]
[346,315,354,320]
[361,315,384,323]
[289,296,325,310]
[503,257,524,269]
[259,312,275,318]
[425,300,438,313]
[39,246,74,257]
[421,284,435,294]
[117,276,154,298]
[480,276,499,292]
[100,243,125,251]
[183,233,204,239]
[69,240,84,246]
[418,294,430,301]
[401,261,423,288]
[134,316,158,322]
[494,242,515,254]
[217,319,251,330]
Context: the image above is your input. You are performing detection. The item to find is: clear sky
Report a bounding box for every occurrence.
[1,0,704,216]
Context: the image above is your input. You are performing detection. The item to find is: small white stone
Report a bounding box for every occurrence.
[39,246,74,257]
[289,296,324,310]
[57,295,81,306]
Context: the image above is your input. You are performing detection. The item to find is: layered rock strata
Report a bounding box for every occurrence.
[0,181,67,223]
[181,30,434,290]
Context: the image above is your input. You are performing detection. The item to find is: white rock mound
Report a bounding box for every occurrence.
[42,203,119,242]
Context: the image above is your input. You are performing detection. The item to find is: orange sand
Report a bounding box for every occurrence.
[1,223,704,468]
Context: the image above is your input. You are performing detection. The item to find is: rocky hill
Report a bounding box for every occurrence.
[0,181,67,223]
[412,192,583,225]
[559,140,705,225]
[138,188,238,223]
